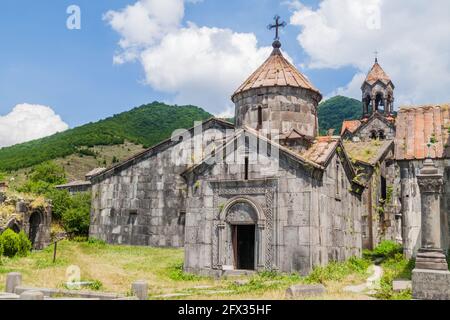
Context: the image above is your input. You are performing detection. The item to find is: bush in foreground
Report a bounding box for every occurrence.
[0,229,32,257]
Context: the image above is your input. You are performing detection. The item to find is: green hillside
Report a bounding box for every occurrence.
[318,96,362,135]
[0,102,212,171]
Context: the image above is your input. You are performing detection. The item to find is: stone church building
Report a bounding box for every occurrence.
[89,30,449,276]
[90,37,366,276]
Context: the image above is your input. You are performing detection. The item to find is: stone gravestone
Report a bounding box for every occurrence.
[412,158,450,300]
[131,280,148,300]
[5,272,22,293]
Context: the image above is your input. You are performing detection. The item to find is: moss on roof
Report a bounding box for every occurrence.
[343,139,391,164]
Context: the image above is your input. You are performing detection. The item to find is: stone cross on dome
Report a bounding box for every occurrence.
[268,15,286,48]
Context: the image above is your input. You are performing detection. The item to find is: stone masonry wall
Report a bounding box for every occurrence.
[233,86,321,138]
[90,123,232,247]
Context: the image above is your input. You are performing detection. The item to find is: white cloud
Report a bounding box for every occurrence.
[290,0,450,107]
[0,104,68,148]
[105,0,273,115]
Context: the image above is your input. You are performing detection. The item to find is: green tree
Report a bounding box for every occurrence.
[29,162,66,185]
[61,192,91,236]
[18,162,67,195]
[45,189,72,220]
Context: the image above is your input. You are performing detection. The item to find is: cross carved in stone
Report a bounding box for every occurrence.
[268,15,287,41]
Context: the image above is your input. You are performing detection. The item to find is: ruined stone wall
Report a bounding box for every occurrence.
[233,86,321,138]
[184,146,364,276]
[397,159,450,258]
[90,125,231,247]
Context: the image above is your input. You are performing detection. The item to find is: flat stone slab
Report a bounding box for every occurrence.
[0,293,20,300]
[393,280,412,292]
[285,284,326,298]
[192,285,215,289]
[153,293,192,298]
[233,280,250,286]
[14,286,125,300]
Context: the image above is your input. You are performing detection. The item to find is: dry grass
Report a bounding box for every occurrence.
[0,241,374,300]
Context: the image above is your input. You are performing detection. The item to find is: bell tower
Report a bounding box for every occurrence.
[361,57,395,118]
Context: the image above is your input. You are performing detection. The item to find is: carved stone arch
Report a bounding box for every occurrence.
[220,196,265,225]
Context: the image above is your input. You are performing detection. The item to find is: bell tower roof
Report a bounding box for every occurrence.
[232,44,321,100]
[363,59,393,87]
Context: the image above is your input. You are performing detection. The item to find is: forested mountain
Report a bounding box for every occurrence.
[318,96,363,135]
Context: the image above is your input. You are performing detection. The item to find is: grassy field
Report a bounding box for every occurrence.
[0,240,376,300]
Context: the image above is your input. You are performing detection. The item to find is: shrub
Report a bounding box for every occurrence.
[0,229,32,258]
[0,240,3,257]
[364,240,402,261]
[86,279,103,291]
[17,231,32,257]
[0,229,20,257]
[62,208,90,236]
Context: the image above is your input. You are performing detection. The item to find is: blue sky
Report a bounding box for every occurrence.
[1,0,449,148]
[0,0,356,128]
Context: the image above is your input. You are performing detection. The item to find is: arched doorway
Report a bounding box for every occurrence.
[225,201,258,270]
[29,212,41,246]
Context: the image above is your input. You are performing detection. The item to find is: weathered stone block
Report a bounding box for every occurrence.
[20,290,44,300]
[131,280,148,300]
[393,279,412,292]
[412,269,450,300]
[5,272,22,293]
[285,284,326,298]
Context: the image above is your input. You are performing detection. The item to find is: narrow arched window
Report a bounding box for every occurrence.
[257,106,263,130]
[370,130,378,140]
[375,93,384,112]
[379,130,385,140]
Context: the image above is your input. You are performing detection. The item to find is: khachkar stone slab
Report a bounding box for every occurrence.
[412,269,450,300]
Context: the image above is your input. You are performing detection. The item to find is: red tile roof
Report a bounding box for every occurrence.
[302,136,340,166]
[365,60,392,86]
[341,120,362,135]
[395,105,450,160]
[232,48,321,99]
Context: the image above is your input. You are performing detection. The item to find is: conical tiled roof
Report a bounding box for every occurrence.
[364,59,392,86]
[232,45,321,99]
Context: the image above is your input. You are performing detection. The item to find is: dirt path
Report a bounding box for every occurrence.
[342,265,382,299]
